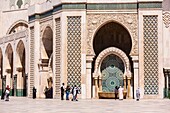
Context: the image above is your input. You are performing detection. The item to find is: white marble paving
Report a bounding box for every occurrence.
[0,97,170,113]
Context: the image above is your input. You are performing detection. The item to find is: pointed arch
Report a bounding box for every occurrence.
[5,44,13,69]
[41,26,53,59]
[16,40,25,67]
[7,20,28,34]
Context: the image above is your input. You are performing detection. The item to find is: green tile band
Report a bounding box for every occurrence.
[16,89,24,96]
[29,2,162,21]
[87,3,137,10]
[139,2,162,8]
[0,89,2,96]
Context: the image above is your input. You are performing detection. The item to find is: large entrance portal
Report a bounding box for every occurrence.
[92,21,133,99]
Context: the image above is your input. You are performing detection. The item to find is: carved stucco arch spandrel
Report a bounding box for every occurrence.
[87,14,138,56]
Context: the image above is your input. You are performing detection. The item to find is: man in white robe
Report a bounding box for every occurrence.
[118,86,124,100]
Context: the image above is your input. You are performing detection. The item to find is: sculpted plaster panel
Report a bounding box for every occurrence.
[163,12,170,28]
[87,13,138,56]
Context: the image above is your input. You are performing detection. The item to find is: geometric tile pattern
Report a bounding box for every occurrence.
[29,27,35,97]
[55,18,61,96]
[101,54,124,92]
[67,16,81,90]
[143,15,159,95]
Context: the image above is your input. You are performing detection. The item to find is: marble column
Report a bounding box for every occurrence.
[6,69,11,95]
[123,75,127,91]
[86,55,94,98]
[131,56,139,99]
[16,67,23,96]
[127,76,131,98]
[34,19,41,98]
[94,76,98,98]
[166,75,169,97]
[99,77,102,92]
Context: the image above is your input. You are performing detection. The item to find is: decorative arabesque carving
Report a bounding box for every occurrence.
[87,14,138,56]
[163,12,170,28]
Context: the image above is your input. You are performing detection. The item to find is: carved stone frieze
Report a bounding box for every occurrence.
[163,12,170,28]
[87,14,138,56]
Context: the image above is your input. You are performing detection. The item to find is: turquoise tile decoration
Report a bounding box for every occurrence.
[101,54,124,92]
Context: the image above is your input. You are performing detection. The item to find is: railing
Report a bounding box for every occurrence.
[0,29,28,44]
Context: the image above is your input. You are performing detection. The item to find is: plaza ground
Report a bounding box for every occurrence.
[0,97,170,113]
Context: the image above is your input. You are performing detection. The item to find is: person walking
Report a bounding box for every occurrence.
[136,88,140,101]
[72,85,78,101]
[114,86,119,100]
[118,86,124,100]
[5,85,10,101]
[65,85,70,100]
[61,83,65,100]
[33,86,36,99]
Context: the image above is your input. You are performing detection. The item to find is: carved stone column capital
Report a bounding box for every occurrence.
[5,69,11,73]
[16,67,23,72]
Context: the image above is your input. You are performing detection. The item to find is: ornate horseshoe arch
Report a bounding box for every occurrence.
[93,47,130,77]
[87,14,138,56]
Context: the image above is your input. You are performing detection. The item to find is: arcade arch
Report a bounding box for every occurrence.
[16,40,27,96]
[4,44,14,95]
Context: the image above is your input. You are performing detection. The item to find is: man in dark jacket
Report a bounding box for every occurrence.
[61,83,65,100]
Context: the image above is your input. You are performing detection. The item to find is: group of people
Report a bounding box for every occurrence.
[114,86,140,101]
[1,85,10,101]
[1,84,140,101]
[61,83,79,101]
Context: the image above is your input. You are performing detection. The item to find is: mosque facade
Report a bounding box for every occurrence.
[0,0,170,99]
